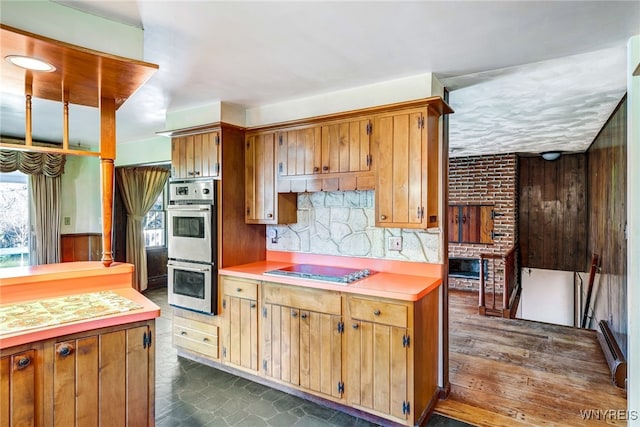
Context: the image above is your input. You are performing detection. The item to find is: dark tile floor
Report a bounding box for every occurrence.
[146,287,470,427]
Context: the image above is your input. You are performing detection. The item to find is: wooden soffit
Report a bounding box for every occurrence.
[1,24,158,109]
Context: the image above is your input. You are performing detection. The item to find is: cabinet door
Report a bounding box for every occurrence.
[196,131,221,179]
[99,325,153,427]
[346,320,408,421]
[53,338,99,426]
[460,205,480,243]
[171,136,189,178]
[1,349,38,427]
[448,205,494,244]
[245,132,276,223]
[299,310,342,399]
[374,109,427,228]
[448,205,459,243]
[171,132,220,179]
[223,295,259,371]
[321,119,371,174]
[262,304,343,400]
[278,127,321,176]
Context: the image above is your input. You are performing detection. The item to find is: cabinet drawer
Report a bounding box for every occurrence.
[263,282,341,315]
[222,276,258,300]
[348,297,408,328]
[173,316,218,358]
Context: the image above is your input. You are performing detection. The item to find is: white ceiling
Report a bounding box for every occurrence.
[1,1,639,157]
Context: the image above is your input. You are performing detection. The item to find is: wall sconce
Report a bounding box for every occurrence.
[541,151,561,161]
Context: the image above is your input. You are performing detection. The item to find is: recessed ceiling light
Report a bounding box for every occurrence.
[5,55,56,72]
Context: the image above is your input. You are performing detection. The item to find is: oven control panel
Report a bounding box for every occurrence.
[169,180,215,204]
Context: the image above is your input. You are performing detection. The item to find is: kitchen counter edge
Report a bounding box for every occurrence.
[219,261,442,301]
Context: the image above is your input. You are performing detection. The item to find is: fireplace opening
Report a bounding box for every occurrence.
[449,257,489,280]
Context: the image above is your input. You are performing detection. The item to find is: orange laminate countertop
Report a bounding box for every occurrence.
[0,262,160,350]
[219,261,442,301]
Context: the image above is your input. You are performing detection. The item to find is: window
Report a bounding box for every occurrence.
[143,189,166,248]
[0,171,30,267]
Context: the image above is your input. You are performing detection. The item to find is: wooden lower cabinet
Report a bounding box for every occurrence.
[346,297,410,422]
[173,308,220,361]
[347,291,440,425]
[0,320,155,427]
[261,283,343,401]
[221,277,259,371]
[1,346,40,427]
[211,276,440,426]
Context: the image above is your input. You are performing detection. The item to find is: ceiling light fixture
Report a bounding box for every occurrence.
[5,55,56,72]
[541,151,561,161]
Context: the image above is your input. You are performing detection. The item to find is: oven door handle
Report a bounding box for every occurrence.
[167,263,211,272]
[168,206,211,212]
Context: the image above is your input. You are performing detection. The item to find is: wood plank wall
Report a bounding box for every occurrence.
[519,154,587,272]
[587,97,627,355]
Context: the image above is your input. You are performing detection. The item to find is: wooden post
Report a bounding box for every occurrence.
[478,254,486,316]
[25,94,33,146]
[25,75,33,146]
[100,97,116,267]
[63,100,69,150]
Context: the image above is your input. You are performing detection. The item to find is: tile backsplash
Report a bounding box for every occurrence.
[266,191,441,263]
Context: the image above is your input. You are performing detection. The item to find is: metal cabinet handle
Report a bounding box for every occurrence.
[380,215,387,221]
[236,287,242,292]
[322,166,329,171]
[313,166,320,173]
[17,357,31,369]
[373,309,381,316]
[203,337,210,343]
[251,303,257,309]
[301,313,308,319]
[291,310,298,317]
[267,213,273,218]
[352,323,359,329]
[181,331,187,336]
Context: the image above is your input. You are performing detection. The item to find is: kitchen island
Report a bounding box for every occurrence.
[174,252,443,427]
[0,261,159,426]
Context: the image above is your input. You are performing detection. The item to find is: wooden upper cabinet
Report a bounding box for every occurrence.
[277,118,372,177]
[171,130,221,179]
[320,118,372,174]
[278,126,321,176]
[245,132,297,224]
[448,205,494,244]
[374,107,439,229]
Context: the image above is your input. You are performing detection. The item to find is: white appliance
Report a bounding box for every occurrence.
[167,179,217,314]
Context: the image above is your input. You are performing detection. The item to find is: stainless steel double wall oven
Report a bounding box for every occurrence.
[167,179,218,314]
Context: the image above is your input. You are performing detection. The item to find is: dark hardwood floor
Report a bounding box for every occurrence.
[435,290,628,426]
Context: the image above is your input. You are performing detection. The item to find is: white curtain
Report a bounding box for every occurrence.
[29,174,61,265]
[116,166,170,291]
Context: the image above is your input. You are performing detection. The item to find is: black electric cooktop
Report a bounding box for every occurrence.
[264,264,375,284]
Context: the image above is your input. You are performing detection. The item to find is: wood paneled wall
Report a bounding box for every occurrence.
[61,233,102,262]
[587,97,627,355]
[519,154,587,272]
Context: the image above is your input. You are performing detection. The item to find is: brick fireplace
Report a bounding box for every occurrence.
[448,153,518,291]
